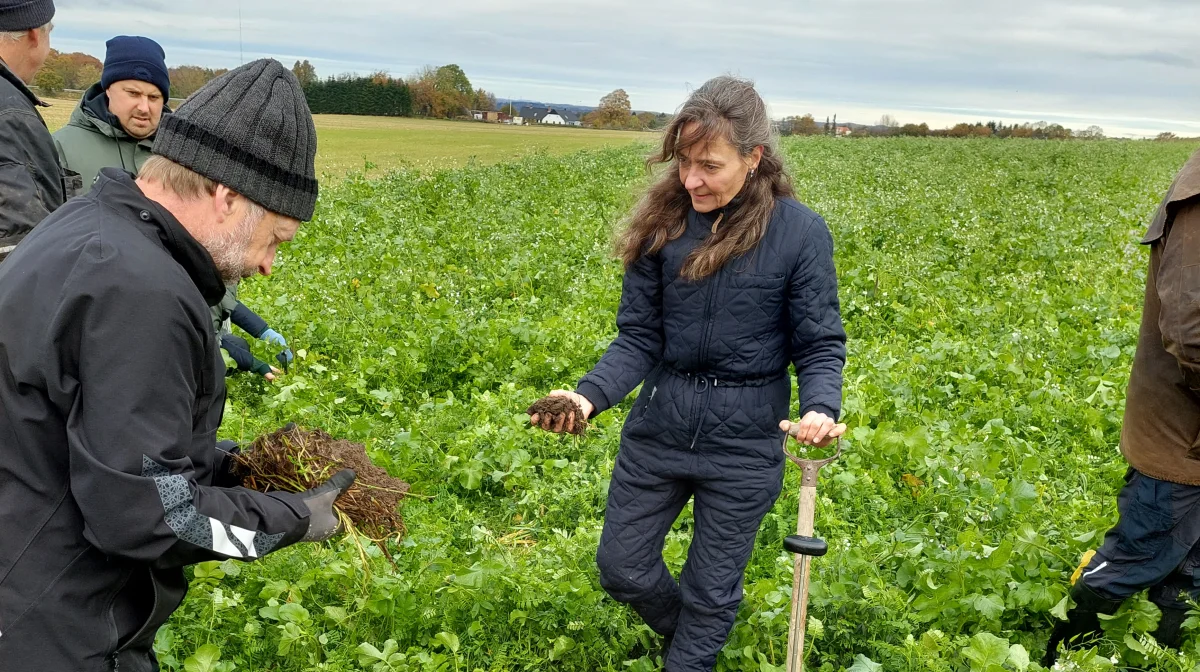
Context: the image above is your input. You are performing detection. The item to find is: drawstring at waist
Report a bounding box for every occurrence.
[658,366,787,449]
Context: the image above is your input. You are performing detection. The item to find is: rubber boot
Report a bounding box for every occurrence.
[1150,605,1191,649]
[1042,582,1124,667]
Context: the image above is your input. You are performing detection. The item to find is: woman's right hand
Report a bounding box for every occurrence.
[529,390,594,434]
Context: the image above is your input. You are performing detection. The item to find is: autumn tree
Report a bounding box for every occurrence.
[169,65,230,99]
[406,66,438,117]
[36,49,103,93]
[789,114,818,135]
[633,111,657,130]
[592,89,632,129]
[406,64,482,118]
[292,60,317,88]
[471,88,496,112]
[34,68,64,96]
[75,63,101,89]
[435,64,473,116]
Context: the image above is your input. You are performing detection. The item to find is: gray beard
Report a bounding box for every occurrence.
[197,208,262,284]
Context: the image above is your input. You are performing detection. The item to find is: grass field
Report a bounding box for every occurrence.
[38,96,649,175]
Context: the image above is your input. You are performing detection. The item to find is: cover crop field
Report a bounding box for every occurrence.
[168,137,1199,672]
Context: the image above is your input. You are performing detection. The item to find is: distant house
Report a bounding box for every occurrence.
[835,125,852,137]
[517,105,582,126]
[518,106,549,125]
[470,110,503,122]
[558,109,583,127]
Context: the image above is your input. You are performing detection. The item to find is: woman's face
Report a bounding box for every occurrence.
[676,121,762,213]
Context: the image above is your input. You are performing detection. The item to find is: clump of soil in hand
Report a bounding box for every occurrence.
[526,395,588,435]
[234,425,409,540]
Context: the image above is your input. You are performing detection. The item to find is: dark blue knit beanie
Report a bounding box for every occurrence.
[101,36,170,99]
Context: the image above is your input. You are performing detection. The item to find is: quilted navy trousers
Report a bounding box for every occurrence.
[597,367,787,671]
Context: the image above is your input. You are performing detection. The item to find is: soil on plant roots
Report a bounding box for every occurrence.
[234,425,409,540]
[526,395,588,435]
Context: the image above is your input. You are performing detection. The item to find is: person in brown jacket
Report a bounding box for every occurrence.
[1044,148,1200,665]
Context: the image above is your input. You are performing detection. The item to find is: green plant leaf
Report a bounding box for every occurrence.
[1008,643,1030,671]
[549,635,575,661]
[847,654,882,672]
[961,633,1010,672]
[434,631,460,654]
[183,643,222,672]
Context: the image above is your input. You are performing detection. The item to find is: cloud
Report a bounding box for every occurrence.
[48,0,1200,137]
[1094,50,1194,68]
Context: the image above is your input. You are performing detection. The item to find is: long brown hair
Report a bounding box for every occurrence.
[617,76,793,281]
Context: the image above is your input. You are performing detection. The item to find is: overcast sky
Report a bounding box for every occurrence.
[51,0,1200,138]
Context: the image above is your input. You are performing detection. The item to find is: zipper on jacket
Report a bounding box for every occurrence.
[111,569,161,660]
[689,275,720,450]
[697,272,718,371]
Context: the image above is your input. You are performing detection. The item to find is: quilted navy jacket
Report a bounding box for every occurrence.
[577,197,846,434]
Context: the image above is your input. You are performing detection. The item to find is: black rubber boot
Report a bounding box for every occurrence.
[1150,605,1191,649]
[1042,582,1124,667]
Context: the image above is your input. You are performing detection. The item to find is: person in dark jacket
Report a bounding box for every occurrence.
[213,282,294,380]
[0,0,73,262]
[54,35,171,189]
[530,76,847,671]
[0,59,346,672]
[1044,149,1200,665]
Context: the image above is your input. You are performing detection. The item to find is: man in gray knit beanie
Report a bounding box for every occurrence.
[0,58,351,672]
[147,57,320,279]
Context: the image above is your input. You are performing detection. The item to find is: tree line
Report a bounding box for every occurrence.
[775,113,1186,141]
[47,53,1181,140]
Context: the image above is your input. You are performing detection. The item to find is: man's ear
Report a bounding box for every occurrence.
[28,27,46,51]
[212,185,240,223]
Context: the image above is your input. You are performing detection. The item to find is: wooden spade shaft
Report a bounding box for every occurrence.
[781,432,840,672]
[786,484,818,672]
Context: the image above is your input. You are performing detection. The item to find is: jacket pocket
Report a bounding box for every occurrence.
[626,368,664,426]
[113,567,188,658]
[729,272,786,289]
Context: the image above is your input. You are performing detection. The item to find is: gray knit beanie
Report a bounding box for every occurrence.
[152,58,318,221]
[0,0,54,31]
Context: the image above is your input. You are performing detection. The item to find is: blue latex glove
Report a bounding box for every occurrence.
[260,328,294,364]
[260,328,288,348]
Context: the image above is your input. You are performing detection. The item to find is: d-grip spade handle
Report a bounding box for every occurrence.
[781,425,842,487]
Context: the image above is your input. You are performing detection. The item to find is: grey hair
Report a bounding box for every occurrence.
[0,22,52,44]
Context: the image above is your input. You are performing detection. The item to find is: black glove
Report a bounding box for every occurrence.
[213,440,243,488]
[300,469,356,542]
